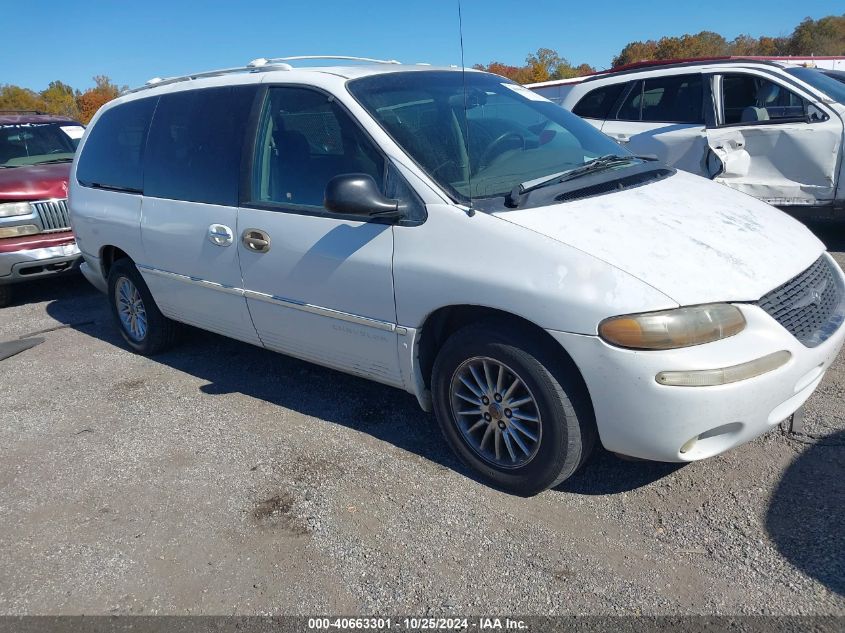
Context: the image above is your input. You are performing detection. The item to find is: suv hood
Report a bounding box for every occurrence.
[492,170,825,305]
[0,162,70,201]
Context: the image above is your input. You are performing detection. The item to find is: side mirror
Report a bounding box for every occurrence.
[324,174,401,219]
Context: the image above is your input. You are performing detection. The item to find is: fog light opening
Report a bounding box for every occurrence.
[679,436,698,454]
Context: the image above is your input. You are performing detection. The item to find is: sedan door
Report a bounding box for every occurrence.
[236,86,403,387]
[600,73,713,176]
[705,72,841,206]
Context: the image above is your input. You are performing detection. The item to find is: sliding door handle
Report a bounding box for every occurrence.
[242,228,271,253]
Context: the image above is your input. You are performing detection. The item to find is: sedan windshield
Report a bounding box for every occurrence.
[348,71,628,204]
[785,67,845,104]
[0,123,82,167]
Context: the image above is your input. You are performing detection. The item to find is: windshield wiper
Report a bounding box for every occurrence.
[32,158,73,165]
[504,154,644,208]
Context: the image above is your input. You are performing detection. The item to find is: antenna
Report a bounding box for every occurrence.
[458,0,475,216]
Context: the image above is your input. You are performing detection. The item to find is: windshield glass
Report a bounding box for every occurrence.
[785,67,845,104]
[348,71,627,203]
[0,123,82,167]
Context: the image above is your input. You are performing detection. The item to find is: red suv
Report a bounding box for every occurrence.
[0,111,83,306]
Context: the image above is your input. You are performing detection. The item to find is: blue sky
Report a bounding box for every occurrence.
[1,0,839,91]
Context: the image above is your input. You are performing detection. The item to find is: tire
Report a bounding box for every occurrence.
[432,320,596,496]
[107,258,180,355]
[0,285,11,308]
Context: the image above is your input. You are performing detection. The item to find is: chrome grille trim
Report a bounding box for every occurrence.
[757,255,845,348]
[31,198,71,233]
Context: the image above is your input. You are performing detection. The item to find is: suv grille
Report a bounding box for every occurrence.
[32,199,71,232]
[757,255,844,347]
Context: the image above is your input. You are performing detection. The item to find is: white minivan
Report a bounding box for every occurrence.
[70,57,845,495]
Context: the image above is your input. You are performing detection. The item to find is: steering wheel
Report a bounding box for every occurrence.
[479,131,525,168]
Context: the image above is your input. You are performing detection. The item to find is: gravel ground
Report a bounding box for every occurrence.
[0,222,842,616]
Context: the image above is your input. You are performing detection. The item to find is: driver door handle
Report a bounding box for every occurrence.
[242,228,271,253]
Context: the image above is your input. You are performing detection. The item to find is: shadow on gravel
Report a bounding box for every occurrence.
[46,287,680,496]
[555,447,683,495]
[0,272,96,309]
[45,292,473,480]
[766,430,844,596]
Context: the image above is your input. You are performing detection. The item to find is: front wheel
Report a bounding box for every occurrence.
[0,285,11,308]
[432,321,595,496]
[107,258,180,355]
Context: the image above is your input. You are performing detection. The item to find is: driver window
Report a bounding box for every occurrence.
[721,74,807,125]
[252,87,384,208]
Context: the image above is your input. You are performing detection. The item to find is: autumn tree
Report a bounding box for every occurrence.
[76,75,123,124]
[611,13,844,67]
[474,48,595,84]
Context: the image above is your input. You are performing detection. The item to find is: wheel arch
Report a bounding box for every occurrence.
[414,304,591,404]
[99,245,131,278]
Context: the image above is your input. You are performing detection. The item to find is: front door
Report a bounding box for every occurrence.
[600,73,712,176]
[705,71,841,206]
[237,86,403,386]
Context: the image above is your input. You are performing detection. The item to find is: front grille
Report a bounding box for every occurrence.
[32,198,71,232]
[757,255,844,347]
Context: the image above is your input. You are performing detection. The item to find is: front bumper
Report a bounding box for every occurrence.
[550,299,845,462]
[0,235,81,284]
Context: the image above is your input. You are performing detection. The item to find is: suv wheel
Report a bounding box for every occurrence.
[107,258,179,355]
[432,320,595,495]
[0,285,11,308]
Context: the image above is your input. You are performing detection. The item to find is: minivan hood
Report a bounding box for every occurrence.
[0,163,70,201]
[492,170,825,305]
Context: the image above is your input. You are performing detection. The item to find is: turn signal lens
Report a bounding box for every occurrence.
[0,202,32,218]
[656,351,792,387]
[0,224,39,239]
[599,304,746,350]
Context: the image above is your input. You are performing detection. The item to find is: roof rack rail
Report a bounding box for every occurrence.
[248,55,401,67]
[0,110,45,115]
[124,55,402,95]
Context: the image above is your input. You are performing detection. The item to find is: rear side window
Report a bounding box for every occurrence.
[76,97,156,192]
[572,84,626,120]
[617,74,703,124]
[144,86,256,206]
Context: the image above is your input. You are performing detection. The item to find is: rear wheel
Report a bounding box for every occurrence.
[107,258,179,355]
[0,285,10,308]
[432,320,595,496]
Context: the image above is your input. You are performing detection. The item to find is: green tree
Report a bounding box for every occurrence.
[41,81,80,119]
[788,15,845,55]
[0,85,46,112]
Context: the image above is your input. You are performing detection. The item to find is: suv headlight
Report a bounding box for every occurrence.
[0,202,32,218]
[599,304,746,350]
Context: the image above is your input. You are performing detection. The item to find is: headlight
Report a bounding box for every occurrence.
[599,304,746,350]
[0,202,32,218]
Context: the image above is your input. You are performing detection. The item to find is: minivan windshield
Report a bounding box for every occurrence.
[0,123,81,168]
[348,71,630,205]
[785,67,845,104]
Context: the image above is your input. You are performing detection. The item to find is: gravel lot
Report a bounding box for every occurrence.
[0,222,843,616]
